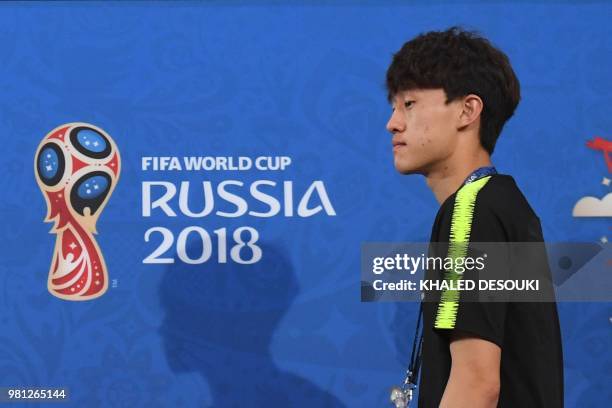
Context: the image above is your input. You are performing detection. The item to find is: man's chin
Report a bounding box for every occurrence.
[393,161,424,175]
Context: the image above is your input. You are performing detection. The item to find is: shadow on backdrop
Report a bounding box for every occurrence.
[158,240,346,407]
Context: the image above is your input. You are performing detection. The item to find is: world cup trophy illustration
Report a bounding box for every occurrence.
[34,123,120,301]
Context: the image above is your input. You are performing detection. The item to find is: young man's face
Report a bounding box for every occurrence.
[387,88,461,175]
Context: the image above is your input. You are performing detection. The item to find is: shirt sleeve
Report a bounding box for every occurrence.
[433,194,509,348]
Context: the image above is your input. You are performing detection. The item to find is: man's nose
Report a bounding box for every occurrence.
[386,110,405,134]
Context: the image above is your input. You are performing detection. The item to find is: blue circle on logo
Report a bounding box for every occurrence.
[38,147,60,180]
[77,175,109,199]
[76,129,107,153]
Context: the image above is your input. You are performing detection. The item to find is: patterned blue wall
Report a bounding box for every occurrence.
[0,2,610,407]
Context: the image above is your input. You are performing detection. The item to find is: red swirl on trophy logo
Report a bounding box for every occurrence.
[34,123,120,301]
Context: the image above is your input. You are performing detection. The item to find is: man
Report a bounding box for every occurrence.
[386,27,563,407]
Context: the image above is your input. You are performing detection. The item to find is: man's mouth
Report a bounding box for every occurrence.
[392,140,407,150]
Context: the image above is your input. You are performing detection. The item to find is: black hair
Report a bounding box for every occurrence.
[386,26,521,154]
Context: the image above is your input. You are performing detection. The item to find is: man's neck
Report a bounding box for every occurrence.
[425,151,493,205]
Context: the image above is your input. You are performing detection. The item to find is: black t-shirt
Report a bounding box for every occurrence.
[418,174,564,407]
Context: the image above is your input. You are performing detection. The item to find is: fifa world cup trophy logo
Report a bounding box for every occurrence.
[34,123,120,301]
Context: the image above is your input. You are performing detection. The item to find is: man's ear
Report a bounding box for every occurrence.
[457,94,483,130]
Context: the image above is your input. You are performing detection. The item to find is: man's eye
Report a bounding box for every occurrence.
[404,100,415,108]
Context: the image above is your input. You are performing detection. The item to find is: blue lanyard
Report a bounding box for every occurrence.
[462,165,497,186]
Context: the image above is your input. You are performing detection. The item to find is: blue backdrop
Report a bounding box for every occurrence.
[0,1,610,407]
